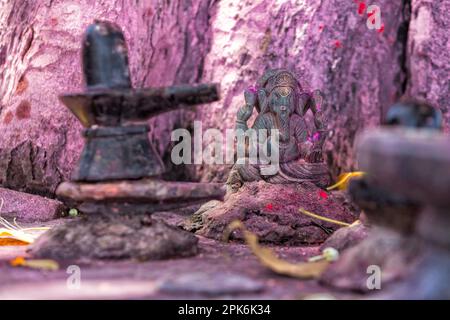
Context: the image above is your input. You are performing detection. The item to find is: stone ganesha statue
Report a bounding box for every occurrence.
[226,69,330,192]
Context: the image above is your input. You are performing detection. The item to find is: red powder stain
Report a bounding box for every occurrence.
[15,75,28,95]
[358,2,366,15]
[49,18,58,27]
[333,40,342,48]
[266,203,274,211]
[318,24,324,32]
[367,10,375,18]
[15,100,31,120]
[319,190,328,199]
[377,24,385,34]
[3,111,14,124]
[144,7,153,17]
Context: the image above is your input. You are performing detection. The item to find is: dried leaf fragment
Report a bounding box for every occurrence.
[224,221,330,279]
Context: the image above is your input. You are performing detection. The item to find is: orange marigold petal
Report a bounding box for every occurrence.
[10,256,26,266]
[0,238,29,246]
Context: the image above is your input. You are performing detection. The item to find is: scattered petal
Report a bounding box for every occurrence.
[326,171,366,191]
[350,219,361,227]
[10,256,59,271]
[298,208,353,227]
[0,204,51,245]
[322,247,340,261]
[23,259,59,271]
[10,256,26,267]
[0,238,28,246]
[308,247,340,262]
[224,221,330,279]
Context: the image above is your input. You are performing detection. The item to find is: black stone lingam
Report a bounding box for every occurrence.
[30,20,224,261]
[60,21,219,182]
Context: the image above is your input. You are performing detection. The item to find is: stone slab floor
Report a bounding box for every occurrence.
[0,214,366,300]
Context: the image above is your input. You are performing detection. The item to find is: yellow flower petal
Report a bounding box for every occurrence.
[23,259,59,271]
[9,256,59,271]
[326,171,365,191]
[298,208,353,227]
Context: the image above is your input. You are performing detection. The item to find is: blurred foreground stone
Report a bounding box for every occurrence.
[323,128,450,299]
[0,187,64,222]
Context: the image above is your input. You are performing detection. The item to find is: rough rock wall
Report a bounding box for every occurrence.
[406,0,450,127]
[197,0,412,180]
[0,0,448,196]
[0,0,215,196]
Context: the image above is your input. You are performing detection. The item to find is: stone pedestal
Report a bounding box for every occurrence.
[30,179,225,261]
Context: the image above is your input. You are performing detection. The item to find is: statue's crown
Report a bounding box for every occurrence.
[265,71,297,93]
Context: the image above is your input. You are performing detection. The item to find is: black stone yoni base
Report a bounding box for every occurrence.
[73,124,165,182]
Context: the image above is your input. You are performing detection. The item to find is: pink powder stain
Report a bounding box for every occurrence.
[318,24,324,32]
[266,203,274,211]
[307,132,321,143]
[334,40,342,48]
[247,85,257,93]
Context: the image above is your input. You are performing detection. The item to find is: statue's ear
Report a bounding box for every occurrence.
[297,90,324,116]
[297,92,312,116]
[257,89,268,113]
[311,89,324,113]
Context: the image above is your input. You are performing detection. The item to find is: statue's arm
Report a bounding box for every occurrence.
[298,90,327,163]
[294,118,308,142]
[306,116,327,163]
[236,88,259,131]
